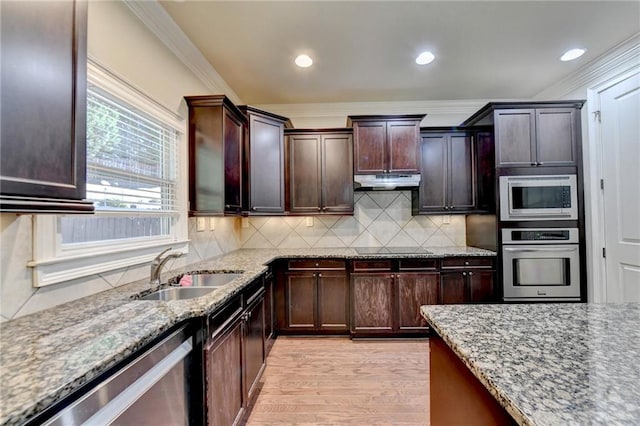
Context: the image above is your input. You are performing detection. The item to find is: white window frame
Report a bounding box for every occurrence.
[28,61,189,287]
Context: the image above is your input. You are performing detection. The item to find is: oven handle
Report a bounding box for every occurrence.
[503,247,578,252]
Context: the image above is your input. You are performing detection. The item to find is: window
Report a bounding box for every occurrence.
[30,61,188,287]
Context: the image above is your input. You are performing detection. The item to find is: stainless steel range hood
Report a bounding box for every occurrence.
[354,174,421,190]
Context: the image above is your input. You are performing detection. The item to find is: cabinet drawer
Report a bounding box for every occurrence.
[398,259,438,271]
[288,259,346,270]
[351,260,393,271]
[441,257,495,270]
[207,295,243,342]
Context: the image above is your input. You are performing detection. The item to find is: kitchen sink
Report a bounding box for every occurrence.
[178,272,244,287]
[138,287,217,301]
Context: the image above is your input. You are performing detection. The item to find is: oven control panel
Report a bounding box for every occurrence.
[502,228,579,244]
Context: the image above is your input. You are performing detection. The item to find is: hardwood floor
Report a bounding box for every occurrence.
[243,337,430,425]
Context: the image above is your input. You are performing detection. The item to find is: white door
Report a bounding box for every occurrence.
[600,71,640,302]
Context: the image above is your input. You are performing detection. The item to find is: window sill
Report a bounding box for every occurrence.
[28,239,189,287]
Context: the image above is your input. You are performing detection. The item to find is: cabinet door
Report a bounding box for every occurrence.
[288,134,321,213]
[249,114,284,213]
[535,108,577,166]
[353,121,386,174]
[1,0,91,210]
[285,272,316,330]
[351,274,394,333]
[206,321,244,426]
[244,297,265,403]
[317,271,349,331]
[418,134,447,212]
[264,272,274,341]
[191,105,224,212]
[495,109,536,167]
[448,133,476,210]
[321,134,354,213]
[440,272,467,304]
[387,120,421,173]
[468,270,496,303]
[397,273,439,331]
[224,108,244,213]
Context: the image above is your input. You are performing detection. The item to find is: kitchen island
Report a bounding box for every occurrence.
[421,303,640,426]
[0,246,493,425]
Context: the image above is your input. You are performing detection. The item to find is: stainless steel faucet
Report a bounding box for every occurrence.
[150,248,183,287]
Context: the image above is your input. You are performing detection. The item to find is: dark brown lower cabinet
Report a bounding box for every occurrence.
[263,269,275,354]
[205,316,244,426]
[351,260,440,337]
[440,257,496,304]
[397,273,439,331]
[284,269,349,333]
[244,291,266,403]
[351,273,395,334]
[205,281,265,426]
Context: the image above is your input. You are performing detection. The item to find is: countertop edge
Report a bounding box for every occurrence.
[421,306,534,426]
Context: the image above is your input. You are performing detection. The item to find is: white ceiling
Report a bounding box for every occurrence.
[159,1,640,104]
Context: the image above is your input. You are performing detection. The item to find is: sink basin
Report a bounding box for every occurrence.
[138,287,217,301]
[186,273,243,287]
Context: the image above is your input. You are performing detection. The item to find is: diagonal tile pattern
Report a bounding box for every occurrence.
[241,191,465,249]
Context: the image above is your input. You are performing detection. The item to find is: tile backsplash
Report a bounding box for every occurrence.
[239,191,466,249]
[0,191,465,321]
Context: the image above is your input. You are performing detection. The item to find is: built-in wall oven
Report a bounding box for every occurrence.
[502,228,580,301]
[499,175,578,221]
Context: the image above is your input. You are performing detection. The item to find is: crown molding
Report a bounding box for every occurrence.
[253,99,517,119]
[123,0,242,105]
[535,32,640,99]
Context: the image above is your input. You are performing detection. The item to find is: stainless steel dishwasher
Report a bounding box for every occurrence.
[44,325,194,426]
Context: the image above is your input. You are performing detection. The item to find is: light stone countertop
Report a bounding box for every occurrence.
[421,303,640,426]
[0,246,494,425]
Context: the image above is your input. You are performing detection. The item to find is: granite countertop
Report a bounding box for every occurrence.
[421,303,640,426]
[0,246,493,425]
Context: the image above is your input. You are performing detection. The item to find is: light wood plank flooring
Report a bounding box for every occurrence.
[243,337,430,425]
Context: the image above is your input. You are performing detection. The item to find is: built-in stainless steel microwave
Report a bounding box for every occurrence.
[499,175,578,221]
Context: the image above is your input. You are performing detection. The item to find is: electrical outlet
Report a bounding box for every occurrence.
[443,215,450,224]
[209,217,215,231]
[196,217,206,232]
[305,217,314,227]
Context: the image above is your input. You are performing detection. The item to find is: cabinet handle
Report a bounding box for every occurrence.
[530,162,537,166]
[318,273,322,278]
[465,261,469,265]
[462,272,467,276]
[469,272,473,276]
[537,162,544,166]
[317,207,322,211]
[390,274,395,279]
[315,263,319,267]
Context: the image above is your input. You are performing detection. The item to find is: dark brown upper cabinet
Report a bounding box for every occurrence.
[185,95,246,216]
[414,130,475,214]
[462,101,584,169]
[239,106,291,215]
[0,0,94,213]
[413,128,495,215]
[347,115,425,174]
[285,129,354,215]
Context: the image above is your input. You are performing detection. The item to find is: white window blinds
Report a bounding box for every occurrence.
[60,81,181,245]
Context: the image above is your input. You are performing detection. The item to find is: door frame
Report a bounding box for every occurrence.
[585,66,640,302]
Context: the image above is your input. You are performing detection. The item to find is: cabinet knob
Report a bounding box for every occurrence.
[390,274,395,279]
[537,162,544,166]
[317,207,322,211]
[318,273,322,278]
[465,261,469,265]
[315,263,319,267]
[530,162,537,166]
[469,272,474,276]
[462,272,467,276]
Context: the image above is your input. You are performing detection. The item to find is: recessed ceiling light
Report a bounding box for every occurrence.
[560,48,586,62]
[295,54,313,68]
[416,51,435,65]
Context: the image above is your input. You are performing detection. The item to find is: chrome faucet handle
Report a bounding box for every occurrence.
[150,248,183,287]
